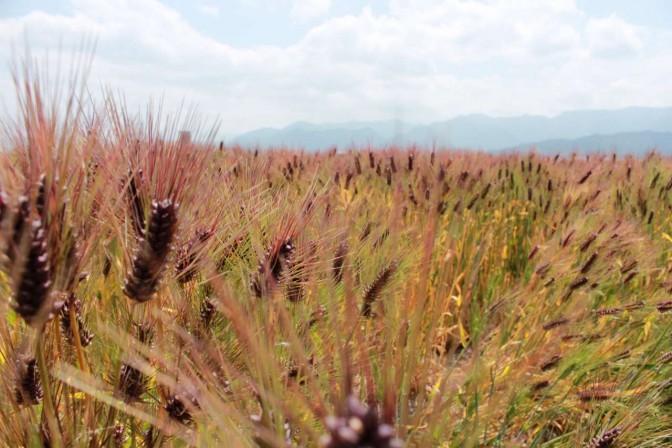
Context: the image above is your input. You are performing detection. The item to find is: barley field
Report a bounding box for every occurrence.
[3,64,672,448]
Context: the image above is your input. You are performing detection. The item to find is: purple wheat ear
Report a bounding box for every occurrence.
[332,241,348,284]
[361,260,398,318]
[251,236,295,299]
[175,228,213,284]
[13,219,52,326]
[165,394,199,424]
[7,196,31,264]
[123,198,178,303]
[14,357,43,406]
[320,395,403,448]
[585,427,621,448]
[118,363,147,402]
[117,322,154,401]
[59,293,94,348]
[124,169,146,240]
[200,297,216,329]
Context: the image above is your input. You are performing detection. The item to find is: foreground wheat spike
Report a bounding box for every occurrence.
[333,241,348,283]
[135,321,155,345]
[531,380,550,392]
[62,232,83,291]
[200,297,217,328]
[118,363,148,401]
[309,304,327,327]
[361,261,398,317]
[585,427,621,448]
[36,420,55,448]
[285,240,316,302]
[118,322,154,400]
[125,169,146,239]
[12,219,53,326]
[320,395,403,448]
[542,317,568,331]
[7,195,31,262]
[113,424,126,447]
[144,426,162,448]
[656,300,672,313]
[540,354,562,371]
[251,236,295,298]
[59,293,95,347]
[175,228,213,283]
[285,269,305,302]
[14,357,43,405]
[123,199,178,303]
[165,394,198,424]
[35,173,47,218]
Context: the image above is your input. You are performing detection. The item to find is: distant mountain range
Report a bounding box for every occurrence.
[229,107,672,153]
[501,131,672,155]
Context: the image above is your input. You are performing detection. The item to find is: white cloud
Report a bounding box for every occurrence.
[585,14,644,58]
[290,0,331,21]
[0,0,671,135]
[199,4,219,17]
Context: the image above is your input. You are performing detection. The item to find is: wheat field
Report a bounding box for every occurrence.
[2,59,672,448]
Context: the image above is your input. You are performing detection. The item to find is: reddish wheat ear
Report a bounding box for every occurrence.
[584,427,621,448]
[124,169,146,239]
[540,354,562,371]
[531,380,550,391]
[332,241,348,283]
[251,236,296,298]
[595,307,621,316]
[580,252,598,274]
[578,386,614,402]
[361,261,398,318]
[542,318,568,331]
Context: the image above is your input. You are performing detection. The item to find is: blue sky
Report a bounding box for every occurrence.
[1,0,671,135]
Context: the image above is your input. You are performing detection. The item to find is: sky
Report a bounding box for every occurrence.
[0,0,671,136]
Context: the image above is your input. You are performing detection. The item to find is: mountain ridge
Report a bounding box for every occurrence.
[503,131,672,155]
[229,107,672,152]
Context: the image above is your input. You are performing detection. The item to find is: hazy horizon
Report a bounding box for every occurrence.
[231,105,672,134]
